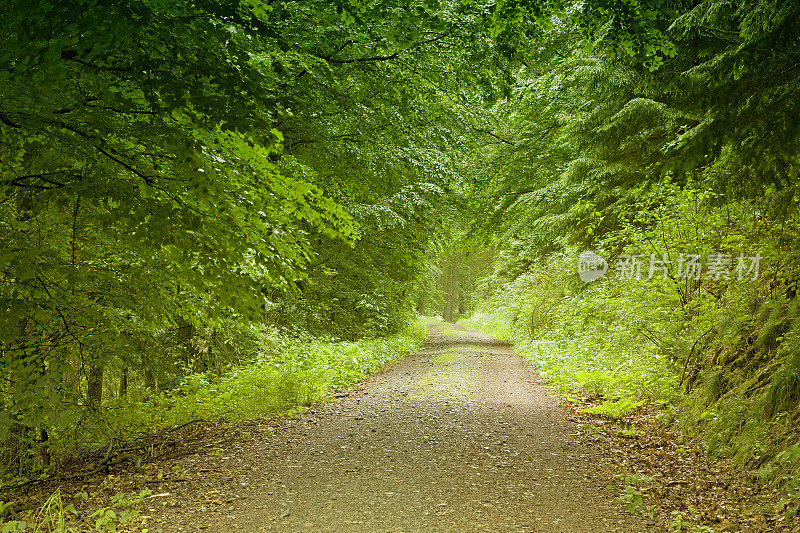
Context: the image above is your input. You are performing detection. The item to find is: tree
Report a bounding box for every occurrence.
[0,0,354,470]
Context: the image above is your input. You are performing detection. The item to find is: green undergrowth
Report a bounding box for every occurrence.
[463,188,800,512]
[584,397,645,419]
[100,317,428,438]
[3,318,429,482]
[461,252,679,418]
[681,290,800,509]
[0,487,153,532]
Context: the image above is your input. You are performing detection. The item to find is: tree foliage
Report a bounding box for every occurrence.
[0,0,526,479]
[466,0,800,507]
[3,0,799,499]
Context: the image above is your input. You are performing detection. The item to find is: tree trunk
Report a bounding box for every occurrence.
[38,428,50,469]
[144,367,156,392]
[442,258,458,322]
[119,367,128,399]
[87,365,104,404]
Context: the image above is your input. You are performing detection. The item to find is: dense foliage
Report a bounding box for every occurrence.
[462,0,800,519]
[3,1,800,525]
[0,0,500,481]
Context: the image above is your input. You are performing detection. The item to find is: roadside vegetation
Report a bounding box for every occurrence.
[90,319,427,447]
[458,2,800,519]
[2,0,800,530]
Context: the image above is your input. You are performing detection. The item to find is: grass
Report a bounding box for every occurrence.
[408,348,474,401]
[103,317,429,437]
[0,489,77,532]
[460,258,679,411]
[433,349,462,364]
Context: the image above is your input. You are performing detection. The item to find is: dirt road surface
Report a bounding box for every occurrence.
[145,324,651,532]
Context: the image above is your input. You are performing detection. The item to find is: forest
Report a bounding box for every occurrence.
[1,0,800,531]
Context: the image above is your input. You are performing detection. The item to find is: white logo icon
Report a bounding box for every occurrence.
[578,251,608,282]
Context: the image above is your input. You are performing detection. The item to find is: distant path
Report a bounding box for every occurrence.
[152,325,651,532]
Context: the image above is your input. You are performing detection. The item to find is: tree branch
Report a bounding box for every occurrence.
[472,126,515,146]
[94,145,156,185]
[326,51,401,64]
[0,112,21,129]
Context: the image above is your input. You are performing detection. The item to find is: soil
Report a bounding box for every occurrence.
[134,324,652,532]
[8,324,797,531]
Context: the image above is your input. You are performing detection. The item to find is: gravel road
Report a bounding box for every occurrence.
[150,324,652,532]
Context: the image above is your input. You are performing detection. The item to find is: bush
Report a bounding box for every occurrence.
[461,251,679,408]
[101,317,428,437]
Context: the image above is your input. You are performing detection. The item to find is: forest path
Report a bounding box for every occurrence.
[152,324,652,532]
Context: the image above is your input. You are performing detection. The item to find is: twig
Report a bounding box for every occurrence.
[163,419,204,435]
[637,326,675,350]
[680,328,714,387]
